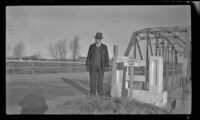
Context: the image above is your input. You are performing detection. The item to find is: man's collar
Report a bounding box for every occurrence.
[96,43,101,47]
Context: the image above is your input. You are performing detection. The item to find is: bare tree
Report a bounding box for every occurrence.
[6,42,12,58]
[35,52,43,59]
[12,41,25,59]
[48,39,68,60]
[69,35,80,62]
[6,20,14,59]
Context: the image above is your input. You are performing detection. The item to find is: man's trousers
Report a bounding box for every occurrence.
[89,65,104,96]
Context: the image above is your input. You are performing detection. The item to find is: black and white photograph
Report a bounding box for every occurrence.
[5,3,192,115]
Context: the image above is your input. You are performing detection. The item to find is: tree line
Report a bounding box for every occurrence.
[6,35,81,62]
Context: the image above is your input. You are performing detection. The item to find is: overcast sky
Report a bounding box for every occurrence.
[6,5,191,59]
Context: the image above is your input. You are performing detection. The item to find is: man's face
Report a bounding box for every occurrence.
[95,38,102,44]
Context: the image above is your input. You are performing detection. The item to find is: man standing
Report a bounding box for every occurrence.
[86,32,109,97]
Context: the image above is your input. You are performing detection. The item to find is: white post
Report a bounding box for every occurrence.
[149,56,163,93]
[111,45,118,97]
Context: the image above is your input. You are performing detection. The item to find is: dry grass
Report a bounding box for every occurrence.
[49,96,170,114]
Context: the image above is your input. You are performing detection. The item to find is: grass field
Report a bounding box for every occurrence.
[47,96,169,114]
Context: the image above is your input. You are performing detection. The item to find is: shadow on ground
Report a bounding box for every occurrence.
[18,89,48,114]
[61,77,111,97]
[61,77,90,96]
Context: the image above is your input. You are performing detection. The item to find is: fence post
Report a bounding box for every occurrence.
[31,62,34,74]
[57,62,59,73]
[78,63,80,72]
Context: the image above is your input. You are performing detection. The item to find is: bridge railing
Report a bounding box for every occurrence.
[6,60,112,74]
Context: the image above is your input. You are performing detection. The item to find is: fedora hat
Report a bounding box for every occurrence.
[94,32,104,39]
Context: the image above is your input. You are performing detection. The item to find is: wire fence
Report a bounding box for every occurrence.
[6,60,113,74]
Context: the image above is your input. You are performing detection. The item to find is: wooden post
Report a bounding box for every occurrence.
[121,66,128,98]
[111,45,118,97]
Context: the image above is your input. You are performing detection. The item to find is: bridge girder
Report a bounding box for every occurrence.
[124,26,191,61]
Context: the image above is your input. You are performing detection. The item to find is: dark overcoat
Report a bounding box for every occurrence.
[86,43,109,71]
